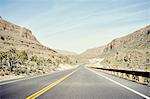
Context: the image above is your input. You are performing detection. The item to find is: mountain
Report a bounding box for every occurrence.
[0,18,78,77]
[0,18,59,55]
[78,46,105,63]
[79,46,105,59]
[101,25,150,71]
[79,25,150,71]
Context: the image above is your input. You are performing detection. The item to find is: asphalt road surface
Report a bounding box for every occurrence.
[0,66,149,99]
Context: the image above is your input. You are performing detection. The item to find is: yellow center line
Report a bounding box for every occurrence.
[26,69,78,99]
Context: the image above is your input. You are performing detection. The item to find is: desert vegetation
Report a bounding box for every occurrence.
[0,48,77,77]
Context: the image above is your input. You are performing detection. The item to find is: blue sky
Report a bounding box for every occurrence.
[0,0,149,53]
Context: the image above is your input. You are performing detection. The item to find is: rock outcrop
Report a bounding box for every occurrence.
[0,19,39,43]
[104,25,150,53]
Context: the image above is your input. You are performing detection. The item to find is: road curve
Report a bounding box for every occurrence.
[0,66,149,99]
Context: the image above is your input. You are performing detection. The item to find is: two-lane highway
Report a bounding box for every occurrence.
[0,67,77,99]
[0,66,149,99]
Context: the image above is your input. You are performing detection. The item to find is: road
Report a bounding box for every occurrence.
[0,66,149,99]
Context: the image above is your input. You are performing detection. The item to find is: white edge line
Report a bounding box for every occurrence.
[87,67,150,99]
[0,65,80,85]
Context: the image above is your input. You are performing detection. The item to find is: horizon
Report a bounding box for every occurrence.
[0,0,149,53]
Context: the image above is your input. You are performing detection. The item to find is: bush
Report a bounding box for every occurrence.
[0,36,5,40]
[17,51,28,61]
[47,58,52,63]
[30,55,38,62]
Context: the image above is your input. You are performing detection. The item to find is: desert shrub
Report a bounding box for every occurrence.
[39,59,46,65]
[36,60,42,65]
[0,36,5,40]
[76,60,78,63]
[17,51,28,61]
[52,55,55,58]
[14,67,26,74]
[0,51,7,58]
[30,55,38,62]
[47,58,52,63]
[9,49,16,54]
[56,59,61,64]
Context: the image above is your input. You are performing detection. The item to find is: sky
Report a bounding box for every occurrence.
[0,0,149,53]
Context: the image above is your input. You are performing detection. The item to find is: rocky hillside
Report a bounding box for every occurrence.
[0,18,78,77]
[103,25,150,53]
[0,18,39,43]
[81,25,150,71]
[101,25,150,71]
